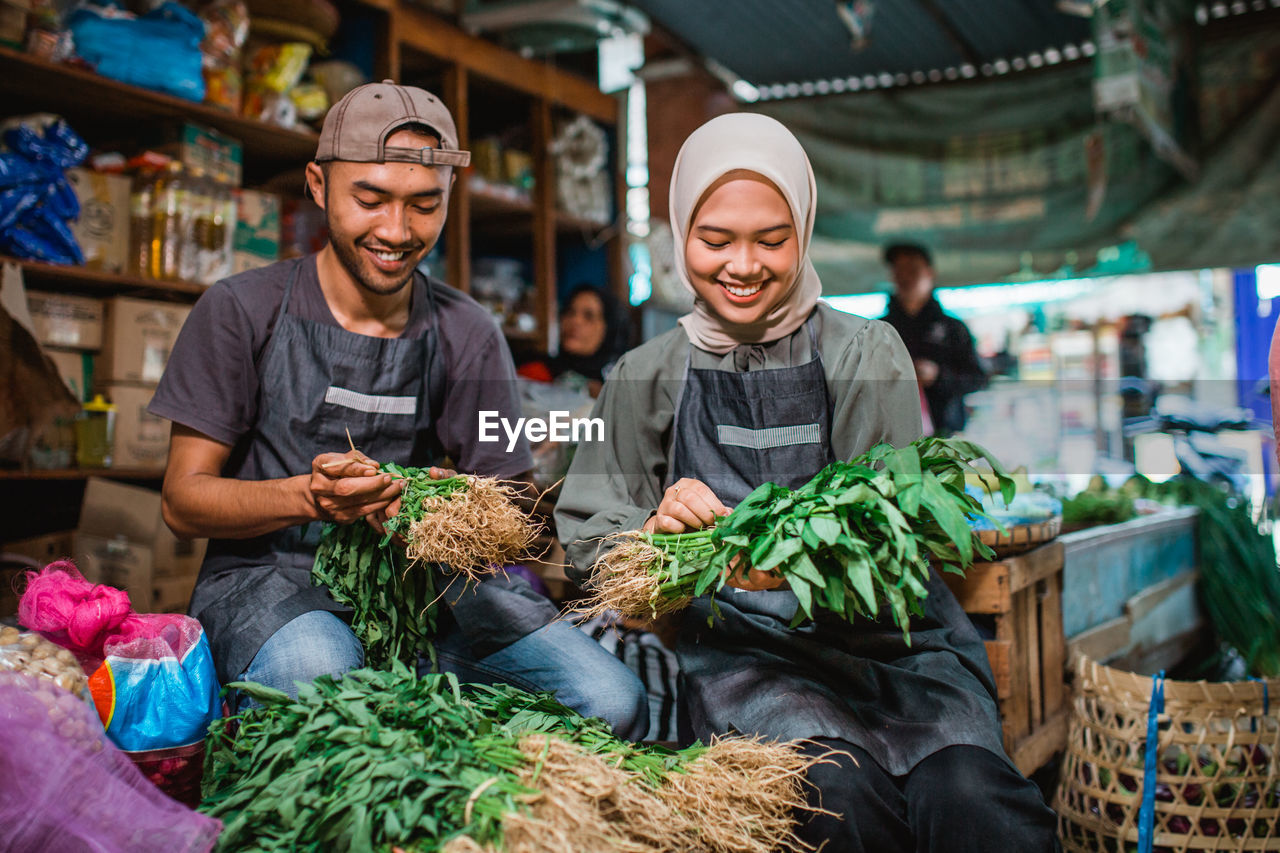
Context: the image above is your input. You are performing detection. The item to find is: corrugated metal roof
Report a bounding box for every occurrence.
[628,0,1093,87]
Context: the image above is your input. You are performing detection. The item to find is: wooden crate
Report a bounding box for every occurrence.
[943,540,1069,776]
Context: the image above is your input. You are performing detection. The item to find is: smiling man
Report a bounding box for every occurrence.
[147,82,647,738]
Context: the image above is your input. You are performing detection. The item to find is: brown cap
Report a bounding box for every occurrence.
[315,79,471,168]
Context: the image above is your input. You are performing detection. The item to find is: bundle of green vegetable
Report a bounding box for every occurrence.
[1060,481,1137,531]
[380,462,540,577]
[579,437,1013,641]
[312,463,541,669]
[200,665,821,853]
[313,520,432,669]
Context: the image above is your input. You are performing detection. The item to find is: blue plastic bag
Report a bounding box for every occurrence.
[69,2,206,102]
[0,117,88,264]
[87,614,222,752]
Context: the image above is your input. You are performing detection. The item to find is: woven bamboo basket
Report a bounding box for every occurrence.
[1056,656,1280,852]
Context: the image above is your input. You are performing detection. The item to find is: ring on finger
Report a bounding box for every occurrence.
[672,484,682,498]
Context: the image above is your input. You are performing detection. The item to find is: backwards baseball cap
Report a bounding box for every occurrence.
[315,79,471,168]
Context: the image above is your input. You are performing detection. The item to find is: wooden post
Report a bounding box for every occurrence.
[444,64,470,292]
[610,119,628,312]
[376,4,400,84]
[531,98,556,354]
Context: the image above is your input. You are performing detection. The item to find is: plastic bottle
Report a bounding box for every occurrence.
[128,168,157,277]
[75,394,116,469]
[200,178,236,284]
[180,166,209,283]
[151,161,185,281]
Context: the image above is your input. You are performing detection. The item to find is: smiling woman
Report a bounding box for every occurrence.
[684,170,799,326]
[556,112,1062,852]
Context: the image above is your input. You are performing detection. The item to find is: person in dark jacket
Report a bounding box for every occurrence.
[881,243,987,435]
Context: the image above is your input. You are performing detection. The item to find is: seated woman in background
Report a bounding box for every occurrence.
[518,283,629,398]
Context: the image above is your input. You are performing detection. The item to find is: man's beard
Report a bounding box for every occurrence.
[331,231,420,296]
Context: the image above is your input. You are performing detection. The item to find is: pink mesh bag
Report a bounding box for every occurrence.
[0,672,221,852]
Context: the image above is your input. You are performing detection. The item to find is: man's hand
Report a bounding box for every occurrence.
[308,451,402,524]
[643,477,729,534]
[366,465,457,538]
[913,358,940,387]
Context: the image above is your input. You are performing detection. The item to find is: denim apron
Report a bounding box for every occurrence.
[190,259,553,683]
[671,317,1008,775]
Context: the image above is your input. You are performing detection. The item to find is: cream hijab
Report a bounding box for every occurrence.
[670,113,823,354]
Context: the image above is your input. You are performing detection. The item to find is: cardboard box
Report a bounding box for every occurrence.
[27,291,104,349]
[44,347,92,401]
[151,572,199,614]
[78,478,207,583]
[104,383,169,468]
[156,122,243,187]
[3,531,78,613]
[99,297,191,384]
[2,530,77,566]
[67,168,132,273]
[232,189,280,274]
[73,531,153,611]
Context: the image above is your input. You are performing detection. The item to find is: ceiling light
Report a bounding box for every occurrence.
[731,79,760,102]
[1055,0,1094,15]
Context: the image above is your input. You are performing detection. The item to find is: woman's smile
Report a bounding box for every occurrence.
[717,277,770,301]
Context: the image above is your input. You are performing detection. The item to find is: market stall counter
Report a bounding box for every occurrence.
[1059,506,1201,672]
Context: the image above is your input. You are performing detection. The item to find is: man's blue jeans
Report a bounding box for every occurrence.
[237,609,650,740]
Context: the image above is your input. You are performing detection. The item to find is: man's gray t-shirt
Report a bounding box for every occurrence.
[149,254,533,478]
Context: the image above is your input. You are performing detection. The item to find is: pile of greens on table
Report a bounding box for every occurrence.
[200,666,815,853]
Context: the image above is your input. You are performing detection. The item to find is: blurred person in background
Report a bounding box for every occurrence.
[881,243,987,435]
[518,283,630,398]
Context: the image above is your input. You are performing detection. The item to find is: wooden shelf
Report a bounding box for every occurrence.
[394,5,617,124]
[501,326,540,342]
[556,210,614,236]
[0,467,165,481]
[0,46,316,172]
[9,257,207,301]
[469,181,534,217]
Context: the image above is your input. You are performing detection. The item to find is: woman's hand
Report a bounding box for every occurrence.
[643,477,729,534]
[724,561,787,591]
[643,478,785,591]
